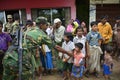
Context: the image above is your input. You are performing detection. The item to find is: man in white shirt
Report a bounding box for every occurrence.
[53,18,65,44]
[53,18,65,73]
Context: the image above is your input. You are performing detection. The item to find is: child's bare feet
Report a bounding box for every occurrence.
[38,74,42,80]
[39,76,42,80]
[63,77,68,80]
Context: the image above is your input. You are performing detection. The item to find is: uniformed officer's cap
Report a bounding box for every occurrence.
[35,17,47,25]
[7,15,12,19]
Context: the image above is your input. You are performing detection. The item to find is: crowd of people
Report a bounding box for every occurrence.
[0,13,120,80]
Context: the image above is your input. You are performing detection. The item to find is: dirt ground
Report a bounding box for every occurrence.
[39,59,120,80]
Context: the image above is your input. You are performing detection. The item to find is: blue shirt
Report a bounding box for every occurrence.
[86,31,102,46]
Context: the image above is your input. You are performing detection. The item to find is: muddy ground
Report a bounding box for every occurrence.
[38,59,120,80]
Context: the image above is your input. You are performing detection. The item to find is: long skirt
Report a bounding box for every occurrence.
[40,52,46,68]
[88,46,103,73]
[45,52,53,69]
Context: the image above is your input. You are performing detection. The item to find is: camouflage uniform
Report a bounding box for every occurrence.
[24,27,53,70]
[4,15,13,33]
[2,18,53,80]
[3,47,33,80]
[11,21,20,35]
[4,22,13,33]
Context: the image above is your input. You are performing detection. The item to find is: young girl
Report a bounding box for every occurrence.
[71,43,85,80]
[45,23,54,74]
[73,27,87,56]
[62,32,75,80]
[103,45,113,80]
[80,21,87,36]
[56,42,85,80]
[73,27,89,71]
[66,19,74,32]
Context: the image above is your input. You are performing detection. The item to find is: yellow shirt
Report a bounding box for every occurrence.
[98,22,113,44]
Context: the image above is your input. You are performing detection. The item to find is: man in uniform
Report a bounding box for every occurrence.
[11,13,20,37]
[2,17,54,80]
[4,14,13,33]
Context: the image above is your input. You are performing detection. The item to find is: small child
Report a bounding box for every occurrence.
[71,43,85,80]
[103,45,113,80]
[62,32,75,80]
[73,27,89,70]
[45,24,54,74]
[56,43,85,80]
[73,27,87,56]
[80,21,87,36]
[55,42,85,80]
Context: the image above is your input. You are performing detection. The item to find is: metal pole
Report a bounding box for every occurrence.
[19,10,22,24]
[51,8,53,24]
[18,25,23,80]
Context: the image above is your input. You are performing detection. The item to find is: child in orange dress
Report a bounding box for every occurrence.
[56,43,85,80]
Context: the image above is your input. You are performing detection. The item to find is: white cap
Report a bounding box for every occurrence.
[54,18,61,24]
